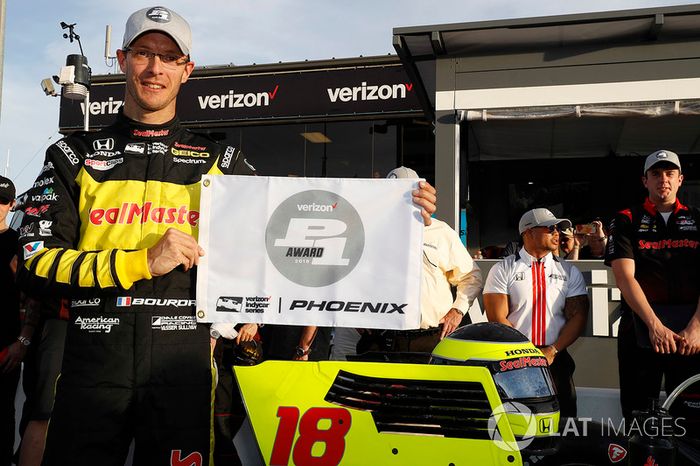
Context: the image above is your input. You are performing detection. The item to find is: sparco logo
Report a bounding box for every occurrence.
[90,202,199,227]
[327,82,413,103]
[198,85,279,109]
[265,190,364,287]
[56,141,79,165]
[221,146,235,168]
[74,316,119,333]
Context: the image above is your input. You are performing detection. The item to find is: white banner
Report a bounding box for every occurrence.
[196,175,423,330]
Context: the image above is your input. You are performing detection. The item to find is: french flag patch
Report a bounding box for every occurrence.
[116,297,132,307]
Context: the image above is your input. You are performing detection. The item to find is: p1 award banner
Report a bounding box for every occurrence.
[196,175,423,330]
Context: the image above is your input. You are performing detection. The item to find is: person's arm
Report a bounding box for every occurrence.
[483,293,512,326]
[587,220,607,258]
[293,326,318,361]
[612,258,682,354]
[439,227,483,338]
[544,295,589,364]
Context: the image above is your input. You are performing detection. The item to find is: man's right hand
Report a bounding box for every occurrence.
[147,228,204,276]
[648,319,684,354]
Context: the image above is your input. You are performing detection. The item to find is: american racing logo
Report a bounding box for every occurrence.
[131,128,170,138]
[56,141,79,165]
[638,239,699,250]
[198,85,279,109]
[499,356,548,372]
[31,188,58,202]
[327,82,413,103]
[74,316,119,333]
[85,157,124,171]
[89,202,199,227]
[71,298,101,308]
[151,315,197,331]
[80,97,123,116]
[289,300,406,314]
[265,190,365,287]
[116,297,196,308]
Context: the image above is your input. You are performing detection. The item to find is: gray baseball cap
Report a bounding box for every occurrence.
[387,166,419,179]
[643,149,681,174]
[122,6,191,56]
[518,208,571,234]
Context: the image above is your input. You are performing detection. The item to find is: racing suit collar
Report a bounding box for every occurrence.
[642,197,687,216]
[114,111,183,141]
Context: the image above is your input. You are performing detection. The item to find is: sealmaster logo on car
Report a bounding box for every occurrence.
[265,190,364,287]
[89,203,199,226]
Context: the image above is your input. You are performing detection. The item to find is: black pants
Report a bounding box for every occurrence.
[0,367,19,466]
[42,309,213,466]
[618,313,700,431]
[547,349,577,418]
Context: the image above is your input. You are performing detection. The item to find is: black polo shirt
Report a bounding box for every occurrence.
[605,198,700,306]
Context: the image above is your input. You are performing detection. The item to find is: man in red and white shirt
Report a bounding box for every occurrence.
[483,208,589,417]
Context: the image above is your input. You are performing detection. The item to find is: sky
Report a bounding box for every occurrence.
[0,0,694,194]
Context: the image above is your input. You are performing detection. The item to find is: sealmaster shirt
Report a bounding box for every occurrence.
[483,248,587,346]
[605,198,700,306]
[420,219,483,329]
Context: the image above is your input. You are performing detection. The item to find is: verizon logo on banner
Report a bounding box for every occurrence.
[196,175,423,329]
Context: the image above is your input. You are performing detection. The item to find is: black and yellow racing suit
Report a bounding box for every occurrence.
[17,112,254,466]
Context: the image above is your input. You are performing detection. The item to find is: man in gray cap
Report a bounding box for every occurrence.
[16,6,256,466]
[484,207,589,417]
[17,7,438,466]
[606,149,700,426]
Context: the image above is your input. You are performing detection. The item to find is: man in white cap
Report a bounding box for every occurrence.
[17,8,438,465]
[483,207,589,417]
[345,166,481,357]
[606,149,700,426]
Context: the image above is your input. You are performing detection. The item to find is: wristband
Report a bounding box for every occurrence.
[17,336,31,347]
[550,345,558,355]
[295,346,311,358]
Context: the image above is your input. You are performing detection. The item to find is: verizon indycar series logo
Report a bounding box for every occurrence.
[74,316,119,333]
[216,296,271,314]
[265,190,364,287]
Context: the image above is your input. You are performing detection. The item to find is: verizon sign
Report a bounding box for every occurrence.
[59,65,422,130]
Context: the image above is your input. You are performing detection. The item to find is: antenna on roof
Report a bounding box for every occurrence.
[104,25,117,70]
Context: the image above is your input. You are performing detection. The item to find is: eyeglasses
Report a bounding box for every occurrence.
[533,224,560,234]
[123,47,189,69]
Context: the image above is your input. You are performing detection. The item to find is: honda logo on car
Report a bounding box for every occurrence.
[265,190,365,287]
[327,82,413,103]
[89,202,199,227]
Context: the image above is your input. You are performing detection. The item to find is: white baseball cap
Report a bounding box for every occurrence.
[123,6,192,56]
[387,166,419,179]
[643,149,681,174]
[518,208,571,235]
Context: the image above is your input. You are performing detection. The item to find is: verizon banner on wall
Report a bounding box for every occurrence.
[196,175,423,329]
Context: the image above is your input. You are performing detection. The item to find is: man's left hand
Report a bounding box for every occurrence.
[678,325,700,356]
[413,181,437,226]
[235,323,258,344]
[0,341,27,373]
[439,308,463,339]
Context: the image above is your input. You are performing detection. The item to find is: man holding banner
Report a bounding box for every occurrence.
[16,6,437,466]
